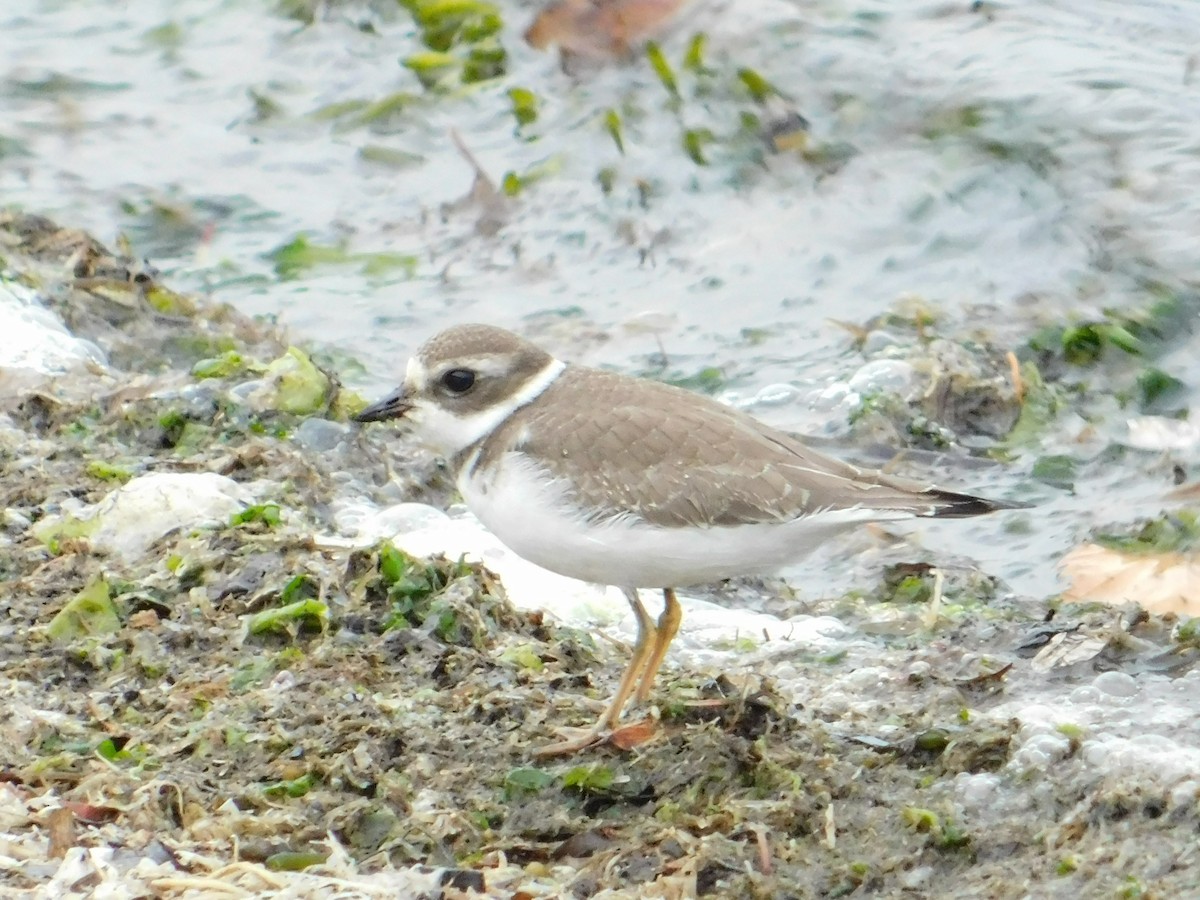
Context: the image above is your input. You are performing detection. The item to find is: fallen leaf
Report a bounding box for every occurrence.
[608,717,658,750]
[1061,542,1200,615]
[525,0,687,59]
[62,801,120,825]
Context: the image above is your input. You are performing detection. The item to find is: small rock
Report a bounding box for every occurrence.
[293,417,348,452]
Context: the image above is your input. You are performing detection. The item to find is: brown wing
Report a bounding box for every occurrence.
[480,366,1018,528]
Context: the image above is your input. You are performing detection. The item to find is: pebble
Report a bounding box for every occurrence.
[292,417,348,452]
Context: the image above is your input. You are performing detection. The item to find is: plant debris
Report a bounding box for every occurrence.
[3,214,1200,897]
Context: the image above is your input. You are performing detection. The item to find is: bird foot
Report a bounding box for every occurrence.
[531,726,608,758]
[532,717,660,758]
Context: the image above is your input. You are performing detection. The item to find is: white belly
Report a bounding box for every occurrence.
[458,451,897,589]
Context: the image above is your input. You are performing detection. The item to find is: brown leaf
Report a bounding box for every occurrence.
[607,717,659,750]
[525,0,687,58]
[1061,542,1200,615]
[62,800,121,825]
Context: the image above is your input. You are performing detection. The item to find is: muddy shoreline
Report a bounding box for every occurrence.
[2,214,1198,898]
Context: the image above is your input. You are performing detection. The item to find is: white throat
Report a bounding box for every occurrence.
[409,358,566,458]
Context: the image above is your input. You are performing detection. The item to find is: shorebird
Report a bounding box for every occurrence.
[356,324,1023,754]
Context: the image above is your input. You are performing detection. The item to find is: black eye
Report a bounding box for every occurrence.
[441,368,476,394]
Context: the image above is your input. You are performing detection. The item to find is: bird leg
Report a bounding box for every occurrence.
[634,588,681,704]
[599,587,659,729]
[533,587,657,758]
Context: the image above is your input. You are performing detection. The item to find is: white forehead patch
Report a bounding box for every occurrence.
[405,356,426,391]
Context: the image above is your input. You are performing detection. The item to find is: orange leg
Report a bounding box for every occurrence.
[533,587,656,757]
[634,588,681,704]
[599,588,659,730]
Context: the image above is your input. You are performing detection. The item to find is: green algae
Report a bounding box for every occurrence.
[3,212,1199,900]
[507,86,538,128]
[504,766,555,799]
[1094,511,1200,555]
[646,42,680,99]
[47,578,120,642]
[263,347,330,415]
[267,234,418,281]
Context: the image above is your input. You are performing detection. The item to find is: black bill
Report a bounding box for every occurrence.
[354,387,412,423]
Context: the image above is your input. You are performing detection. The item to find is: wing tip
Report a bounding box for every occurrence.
[925,490,1032,519]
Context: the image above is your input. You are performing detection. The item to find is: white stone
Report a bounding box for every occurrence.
[88,473,256,560]
[0,280,106,390]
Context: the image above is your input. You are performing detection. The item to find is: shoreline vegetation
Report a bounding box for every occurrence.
[2,212,1199,897]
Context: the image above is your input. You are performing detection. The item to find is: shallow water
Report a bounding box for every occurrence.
[3,0,1200,599]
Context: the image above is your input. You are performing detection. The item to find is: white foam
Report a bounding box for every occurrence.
[960,667,1200,816]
